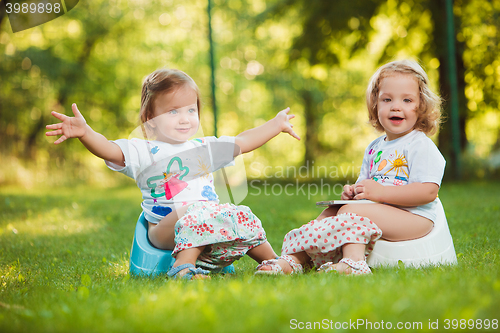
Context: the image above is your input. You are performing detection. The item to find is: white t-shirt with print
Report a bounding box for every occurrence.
[105,136,236,223]
[356,130,446,222]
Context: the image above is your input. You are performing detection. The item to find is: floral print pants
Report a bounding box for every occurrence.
[172,201,267,270]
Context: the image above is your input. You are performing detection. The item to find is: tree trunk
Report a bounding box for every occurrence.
[23,33,102,159]
[302,89,319,170]
[430,0,468,179]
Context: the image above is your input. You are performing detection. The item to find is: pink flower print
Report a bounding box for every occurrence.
[220,228,228,236]
[393,179,404,186]
[257,231,264,239]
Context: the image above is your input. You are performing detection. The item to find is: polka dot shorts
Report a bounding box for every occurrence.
[281,213,382,267]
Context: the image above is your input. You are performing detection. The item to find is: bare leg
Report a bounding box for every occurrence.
[147,205,191,250]
[317,206,340,220]
[246,241,278,263]
[172,246,210,279]
[337,203,433,241]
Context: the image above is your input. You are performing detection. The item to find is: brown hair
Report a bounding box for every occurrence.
[140,68,201,129]
[366,60,442,135]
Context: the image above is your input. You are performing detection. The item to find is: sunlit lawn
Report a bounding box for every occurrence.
[0,181,499,332]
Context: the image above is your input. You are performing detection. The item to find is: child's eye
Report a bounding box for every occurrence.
[188,108,197,113]
[382,98,391,102]
[168,109,178,114]
[403,98,412,103]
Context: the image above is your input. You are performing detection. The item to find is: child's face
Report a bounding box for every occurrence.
[149,85,199,143]
[377,74,420,141]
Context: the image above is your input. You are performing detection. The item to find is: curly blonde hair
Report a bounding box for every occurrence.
[366,60,442,135]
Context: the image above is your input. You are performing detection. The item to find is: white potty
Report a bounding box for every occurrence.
[367,198,457,268]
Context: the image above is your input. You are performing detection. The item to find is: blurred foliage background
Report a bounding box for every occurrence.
[1,0,499,188]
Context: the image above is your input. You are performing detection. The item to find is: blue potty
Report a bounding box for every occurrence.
[129,213,235,276]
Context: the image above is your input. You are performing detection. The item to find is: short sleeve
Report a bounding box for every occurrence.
[105,139,142,180]
[356,148,371,183]
[406,137,446,186]
[204,136,237,170]
[356,137,381,184]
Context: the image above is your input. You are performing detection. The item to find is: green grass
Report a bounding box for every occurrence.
[0,181,499,332]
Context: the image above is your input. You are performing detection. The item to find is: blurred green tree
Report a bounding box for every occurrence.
[0,0,499,185]
[257,0,482,179]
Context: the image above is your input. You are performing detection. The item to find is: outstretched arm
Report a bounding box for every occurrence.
[46,103,125,166]
[353,179,439,207]
[234,107,300,156]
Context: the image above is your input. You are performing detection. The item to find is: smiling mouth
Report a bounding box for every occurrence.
[389,116,405,123]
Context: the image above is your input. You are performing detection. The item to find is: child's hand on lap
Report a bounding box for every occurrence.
[341,184,355,200]
[354,179,383,201]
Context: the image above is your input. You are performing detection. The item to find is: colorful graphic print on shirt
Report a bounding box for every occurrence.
[369,149,409,186]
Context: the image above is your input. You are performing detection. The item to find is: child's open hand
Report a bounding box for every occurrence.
[46,103,87,144]
[275,107,300,141]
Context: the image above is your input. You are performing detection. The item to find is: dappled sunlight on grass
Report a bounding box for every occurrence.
[2,208,103,237]
[0,182,499,332]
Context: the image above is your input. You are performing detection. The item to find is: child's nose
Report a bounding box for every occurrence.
[179,112,189,122]
[390,102,401,111]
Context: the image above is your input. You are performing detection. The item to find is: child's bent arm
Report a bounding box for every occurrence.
[354,179,439,206]
[46,103,125,166]
[234,107,300,155]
